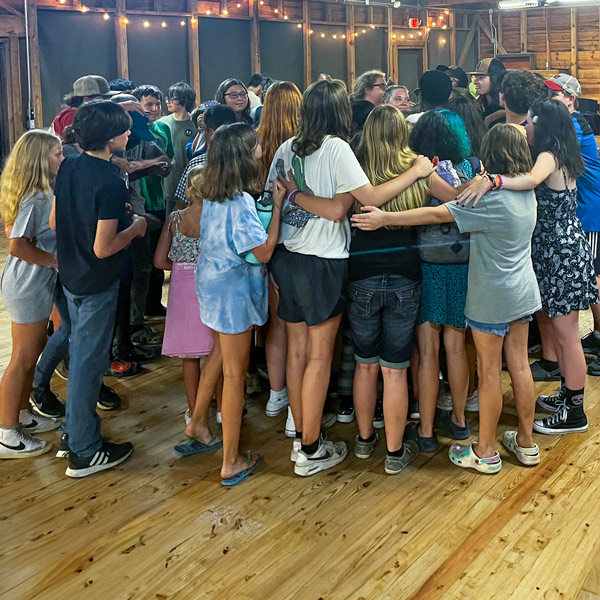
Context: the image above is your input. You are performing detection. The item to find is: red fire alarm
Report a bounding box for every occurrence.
[408,18,420,28]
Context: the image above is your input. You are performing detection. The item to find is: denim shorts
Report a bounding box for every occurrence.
[347,274,420,369]
[466,315,533,337]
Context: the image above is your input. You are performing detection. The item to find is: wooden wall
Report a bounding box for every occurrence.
[479,6,600,101]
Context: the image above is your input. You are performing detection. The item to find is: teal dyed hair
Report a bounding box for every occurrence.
[437,108,471,160]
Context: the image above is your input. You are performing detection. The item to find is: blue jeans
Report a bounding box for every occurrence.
[347,274,420,369]
[33,280,70,388]
[64,282,119,457]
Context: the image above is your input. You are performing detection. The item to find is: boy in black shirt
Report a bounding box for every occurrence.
[53,100,147,477]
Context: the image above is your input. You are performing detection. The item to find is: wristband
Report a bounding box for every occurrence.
[48,255,58,271]
[287,189,300,206]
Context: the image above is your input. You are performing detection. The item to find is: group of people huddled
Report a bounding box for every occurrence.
[1,59,599,486]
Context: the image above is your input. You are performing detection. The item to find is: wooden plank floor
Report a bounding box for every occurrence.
[2,234,600,600]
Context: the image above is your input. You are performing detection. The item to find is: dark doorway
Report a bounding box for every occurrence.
[0,41,10,161]
[395,48,424,103]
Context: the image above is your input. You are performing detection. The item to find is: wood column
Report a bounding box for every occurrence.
[449,11,456,65]
[8,34,23,139]
[570,7,578,79]
[386,7,393,81]
[302,0,311,88]
[187,0,200,100]
[115,0,129,79]
[519,11,527,54]
[346,5,355,90]
[24,0,42,127]
[249,0,260,73]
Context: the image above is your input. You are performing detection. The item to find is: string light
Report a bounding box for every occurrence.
[370,24,375,28]
[274,8,278,12]
[320,32,325,37]
[103,12,110,20]
[342,33,346,38]
[236,2,241,6]
[283,14,288,19]
[59,0,66,3]
[309,28,313,34]
[442,24,447,29]
[333,34,337,38]
[191,17,197,23]
[445,9,450,14]
[143,20,150,27]
[223,9,228,14]
[161,20,167,27]
[180,19,185,25]
[80,5,89,12]
[409,33,413,38]
[122,17,129,24]
[400,34,405,39]
[392,33,397,39]
[206,9,211,14]
[418,31,422,36]
[297,23,302,28]
[441,37,446,43]
[362,29,366,33]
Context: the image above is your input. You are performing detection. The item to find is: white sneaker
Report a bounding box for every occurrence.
[19,409,61,434]
[245,373,261,396]
[266,388,289,417]
[216,411,222,424]
[285,406,295,438]
[294,437,348,477]
[290,438,302,462]
[0,425,51,459]
[466,391,479,412]
[436,391,453,411]
[322,412,337,429]
[184,409,191,426]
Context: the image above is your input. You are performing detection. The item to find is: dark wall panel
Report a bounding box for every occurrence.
[38,10,117,126]
[259,21,303,90]
[355,29,386,78]
[456,30,478,72]
[198,18,251,102]
[427,31,451,71]
[311,25,347,84]
[128,17,190,102]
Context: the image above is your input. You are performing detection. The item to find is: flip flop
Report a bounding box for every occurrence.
[174,435,223,457]
[221,452,262,486]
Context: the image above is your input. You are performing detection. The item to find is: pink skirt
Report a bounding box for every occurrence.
[162,262,214,358]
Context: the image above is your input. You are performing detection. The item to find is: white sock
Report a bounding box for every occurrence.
[269,387,288,400]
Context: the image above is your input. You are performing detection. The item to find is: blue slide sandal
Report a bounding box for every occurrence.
[174,436,223,457]
[221,452,262,486]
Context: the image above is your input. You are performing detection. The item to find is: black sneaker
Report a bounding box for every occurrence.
[373,398,384,429]
[30,385,65,418]
[533,404,588,435]
[65,441,134,478]
[530,359,561,382]
[337,395,355,423]
[587,355,600,377]
[56,432,70,458]
[536,387,566,412]
[581,331,600,356]
[97,384,122,411]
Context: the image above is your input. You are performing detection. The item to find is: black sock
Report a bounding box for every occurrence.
[387,445,405,458]
[539,358,559,372]
[295,430,303,440]
[560,375,566,388]
[358,432,376,444]
[564,387,584,407]
[301,438,320,455]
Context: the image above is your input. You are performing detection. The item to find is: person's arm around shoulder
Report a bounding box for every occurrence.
[251,180,285,264]
[351,203,454,231]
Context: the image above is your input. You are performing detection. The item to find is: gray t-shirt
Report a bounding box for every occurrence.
[446,189,542,324]
[1,191,57,323]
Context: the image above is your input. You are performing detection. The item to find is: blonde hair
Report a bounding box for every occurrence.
[0,130,60,225]
[356,105,430,226]
[186,166,204,205]
[256,81,302,184]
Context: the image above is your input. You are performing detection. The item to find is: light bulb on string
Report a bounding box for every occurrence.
[180,19,186,25]
[297,23,302,28]
[143,20,150,27]
[103,12,110,19]
[161,20,167,27]
[223,9,228,14]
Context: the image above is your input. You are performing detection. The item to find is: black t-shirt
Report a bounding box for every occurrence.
[348,226,421,282]
[55,153,129,295]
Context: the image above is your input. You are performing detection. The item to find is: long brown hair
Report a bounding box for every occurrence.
[292,79,352,158]
[198,123,262,202]
[480,124,532,176]
[356,105,430,226]
[257,81,302,184]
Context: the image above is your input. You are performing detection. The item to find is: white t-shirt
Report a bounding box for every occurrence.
[268,136,369,259]
[406,112,423,124]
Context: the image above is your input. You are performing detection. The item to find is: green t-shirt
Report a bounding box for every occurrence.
[139,120,174,212]
[159,114,197,206]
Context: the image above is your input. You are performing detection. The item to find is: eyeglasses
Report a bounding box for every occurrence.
[165,98,179,104]
[224,91,248,99]
[372,83,387,90]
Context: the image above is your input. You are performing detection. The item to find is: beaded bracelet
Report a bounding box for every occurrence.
[287,189,300,206]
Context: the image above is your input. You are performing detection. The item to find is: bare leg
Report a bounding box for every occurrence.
[0,320,48,427]
[381,366,409,452]
[353,362,379,440]
[444,325,468,427]
[219,329,258,480]
[186,331,223,442]
[265,279,287,392]
[182,358,200,413]
[550,311,586,389]
[537,311,558,363]
[470,329,504,458]
[591,275,600,330]
[416,322,440,438]
[410,344,419,401]
[286,321,308,432]
[302,315,342,444]
[503,320,535,448]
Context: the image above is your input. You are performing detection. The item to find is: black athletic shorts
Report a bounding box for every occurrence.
[270,245,347,327]
[586,231,600,276]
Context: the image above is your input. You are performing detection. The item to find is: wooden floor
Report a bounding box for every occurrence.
[2,237,600,600]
